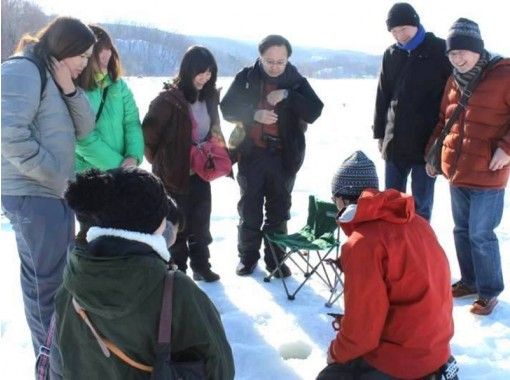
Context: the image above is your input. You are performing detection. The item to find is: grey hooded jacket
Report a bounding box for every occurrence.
[1,56,95,198]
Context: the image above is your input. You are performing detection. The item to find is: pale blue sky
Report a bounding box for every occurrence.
[32,0,509,55]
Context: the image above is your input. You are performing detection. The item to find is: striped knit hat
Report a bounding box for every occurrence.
[446,18,484,54]
[331,151,379,200]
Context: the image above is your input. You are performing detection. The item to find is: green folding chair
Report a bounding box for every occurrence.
[264,195,344,306]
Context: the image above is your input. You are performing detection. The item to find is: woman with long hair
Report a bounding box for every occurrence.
[74,25,144,244]
[76,25,143,172]
[143,46,227,282]
[1,16,95,370]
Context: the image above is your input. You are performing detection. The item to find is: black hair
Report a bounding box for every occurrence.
[65,167,169,234]
[166,196,185,232]
[258,34,292,57]
[172,45,218,103]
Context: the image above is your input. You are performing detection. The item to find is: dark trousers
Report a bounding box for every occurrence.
[237,147,295,267]
[385,160,435,221]
[1,195,74,357]
[170,175,212,272]
[317,359,392,380]
[318,357,458,380]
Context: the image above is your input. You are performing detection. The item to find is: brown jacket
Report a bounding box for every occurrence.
[428,59,510,188]
[142,86,225,193]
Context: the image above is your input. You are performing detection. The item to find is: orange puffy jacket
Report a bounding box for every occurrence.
[329,189,453,379]
[428,59,510,188]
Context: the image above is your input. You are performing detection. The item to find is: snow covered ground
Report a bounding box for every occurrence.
[1,77,509,379]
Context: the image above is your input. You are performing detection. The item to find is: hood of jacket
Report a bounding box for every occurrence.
[63,235,167,319]
[338,189,415,236]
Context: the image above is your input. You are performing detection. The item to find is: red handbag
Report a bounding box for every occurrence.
[190,136,232,181]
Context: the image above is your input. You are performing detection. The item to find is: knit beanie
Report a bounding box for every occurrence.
[446,18,484,54]
[386,2,420,31]
[65,167,169,234]
[331,151,379,200]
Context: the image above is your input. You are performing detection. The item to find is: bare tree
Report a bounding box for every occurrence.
[1,0,48,60]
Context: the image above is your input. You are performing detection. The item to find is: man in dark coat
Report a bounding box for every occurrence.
[221,34,323,276]
[372,2,451,221]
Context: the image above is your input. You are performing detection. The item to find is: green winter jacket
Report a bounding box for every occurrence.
[54,233,235,379]
[75,75,144,172]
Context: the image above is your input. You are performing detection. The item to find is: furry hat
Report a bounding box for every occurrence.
[331,151,379,200]
[65,167,169,234]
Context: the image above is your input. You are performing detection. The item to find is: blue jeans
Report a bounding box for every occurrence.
[450,186,505,298]
[1,196,74,358]
[385,161,436,221]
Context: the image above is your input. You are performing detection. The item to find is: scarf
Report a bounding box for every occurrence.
[255,58,302,88]
[396,24,426,52]
[453,50,490,91]
[94,71,109,89]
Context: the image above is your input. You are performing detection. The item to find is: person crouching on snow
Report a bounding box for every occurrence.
[50,167,235,379]
[317,151,457,380]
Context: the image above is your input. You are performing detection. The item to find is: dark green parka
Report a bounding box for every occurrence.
[54,233,235,379]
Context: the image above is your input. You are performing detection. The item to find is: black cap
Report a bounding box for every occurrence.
[386,3,420,31]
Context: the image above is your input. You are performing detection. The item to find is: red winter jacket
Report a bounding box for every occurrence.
[329,189,453,379]
[427,59,510,188]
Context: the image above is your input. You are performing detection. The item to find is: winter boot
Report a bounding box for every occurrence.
[236,261,257,276]
[470,297,498,315]
[192,267,220,282]
[451,281,477,298]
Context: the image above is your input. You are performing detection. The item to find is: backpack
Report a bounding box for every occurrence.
[6,53,48,98]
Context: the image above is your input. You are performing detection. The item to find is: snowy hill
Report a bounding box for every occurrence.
[1,1,381,78]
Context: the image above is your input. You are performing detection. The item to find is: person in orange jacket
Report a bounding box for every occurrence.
[426,18,510,316]
[317,151,456,380]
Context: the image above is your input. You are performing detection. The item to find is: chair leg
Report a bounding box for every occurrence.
[288,255,335,299]
[325,261,344,308]
[264,241,294,300]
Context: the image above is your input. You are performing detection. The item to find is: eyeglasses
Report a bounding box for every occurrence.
[262,58,287,67]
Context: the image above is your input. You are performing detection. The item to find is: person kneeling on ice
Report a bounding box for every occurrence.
[317,151,457,380]
[50,167,234,379]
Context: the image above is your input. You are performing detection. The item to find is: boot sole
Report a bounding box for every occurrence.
[192,272,220,282]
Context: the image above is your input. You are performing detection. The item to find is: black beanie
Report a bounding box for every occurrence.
[386,2,420,31]
[65,167,169,234]
[331,151,379,200]
[446,18,484,54]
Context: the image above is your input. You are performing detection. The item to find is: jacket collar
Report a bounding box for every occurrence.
[87,226,170,262]
[246,59,304,89]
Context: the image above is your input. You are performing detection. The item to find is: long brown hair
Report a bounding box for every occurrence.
[78,25,123,90]
[16,16,96,70]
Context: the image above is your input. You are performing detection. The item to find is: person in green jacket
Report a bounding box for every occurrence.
[50,167,235,380]
[76,25,143,172]
[74,25,144,244]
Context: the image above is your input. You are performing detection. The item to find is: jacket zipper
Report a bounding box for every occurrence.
[451,90,467,178]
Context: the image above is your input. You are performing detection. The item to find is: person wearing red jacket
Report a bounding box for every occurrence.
[317,151,456,380]
[426,18,510,316]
